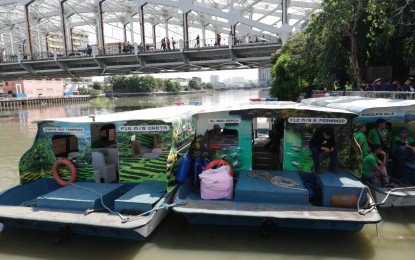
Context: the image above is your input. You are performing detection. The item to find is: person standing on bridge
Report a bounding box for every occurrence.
[216,33,221,46]
[118,42,122,54]
[196,35,200,48]
[172,37,176,50]
[166,37,171,50]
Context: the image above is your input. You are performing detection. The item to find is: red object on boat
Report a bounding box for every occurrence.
[312,94,326,97]
[174,101,185,106]
[249,98,262,102]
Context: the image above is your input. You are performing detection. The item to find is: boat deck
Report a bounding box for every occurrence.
[174,170,381,223]
[0,205,149,229]
[174,199,380,222]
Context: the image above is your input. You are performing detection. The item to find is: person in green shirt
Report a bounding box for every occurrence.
[362,144,391,187]
[368,118,390,157]
[354,123,369,158]
[392,127,415,163]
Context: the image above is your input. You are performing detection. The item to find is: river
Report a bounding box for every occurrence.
[0,89,414,260]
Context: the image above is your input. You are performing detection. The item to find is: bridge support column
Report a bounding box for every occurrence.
[10,30,15,55]
[182,12,189,49]
[280,0,291,44]
[98,1,106,54]
[130,14,135,44]
[24,1,34,59]
[139,4,146,52]
[152,24,156,48]
[60,1,68,57]
[123,23,127,43]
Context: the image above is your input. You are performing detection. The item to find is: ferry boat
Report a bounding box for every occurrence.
[302,96,415,207]
[0,105,198,240]
[173,101,381,233]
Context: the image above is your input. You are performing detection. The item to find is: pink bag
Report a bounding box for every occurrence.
[199,165,233,200]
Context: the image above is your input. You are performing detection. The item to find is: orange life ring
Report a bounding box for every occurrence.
[204,159,234,176]
[52,159,77,186]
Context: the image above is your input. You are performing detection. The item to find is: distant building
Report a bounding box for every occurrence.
[258,67,272,87]
[170,77,189,88]
[64,77,93,92]
[210,75,219,83]
[46,29,89,55]
[2,79,64,98]
[191,77,202,82]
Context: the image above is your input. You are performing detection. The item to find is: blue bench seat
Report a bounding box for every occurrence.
[36,182,125,211]
[235,170,309,205]
[114,181,166,212]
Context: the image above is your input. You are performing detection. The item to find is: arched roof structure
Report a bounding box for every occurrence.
[0,0,322,54]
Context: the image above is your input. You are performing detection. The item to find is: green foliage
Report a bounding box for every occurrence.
[188,79,201,90]
[270,34,314,101]
[271,0,415,99]
[89,97,115,108]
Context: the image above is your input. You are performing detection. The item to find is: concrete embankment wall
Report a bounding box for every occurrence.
[0,96,92,110]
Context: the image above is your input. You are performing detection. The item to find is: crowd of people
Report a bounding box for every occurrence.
[308,119,415,189]
[355,119,415,188]
[334,77,414,92]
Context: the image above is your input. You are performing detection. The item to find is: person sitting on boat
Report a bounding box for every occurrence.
[354,123,370,158]
[391,127,415,163]
[368,118,390,157]
[362,144,392,187]
[309,127,337,173]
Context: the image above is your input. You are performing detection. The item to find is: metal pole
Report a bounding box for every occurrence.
[140,4,146,51]
[99,1,106,54]
[130,14,135,44]
[10,30,14,55]
[60,0,68,56]
[36,19,42,54]
[152,24,156,48]
[123,23,127,42]
[24,1,34,59]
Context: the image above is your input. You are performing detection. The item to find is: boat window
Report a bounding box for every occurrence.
[52,135,78,157]
[208,125,239,147]
[131,134,163,159]
[92,124,117,148]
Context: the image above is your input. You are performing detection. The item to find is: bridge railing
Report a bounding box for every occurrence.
[311,90,415,100]
[0,35,281,63]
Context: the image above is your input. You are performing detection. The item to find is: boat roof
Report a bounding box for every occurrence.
[195,100,356,115]
[41,105,206,124]
[40,99,356,124]
[301,96,415,113]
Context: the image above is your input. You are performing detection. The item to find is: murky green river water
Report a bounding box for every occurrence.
[0,89,414,260]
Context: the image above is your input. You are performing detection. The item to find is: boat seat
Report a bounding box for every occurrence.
[92,152,117,183]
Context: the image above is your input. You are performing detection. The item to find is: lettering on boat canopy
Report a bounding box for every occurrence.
[360,112,395,117]
[208,119,241,124]
[118,125,170,132]
[43,127,85,132]
[288,117,347,124]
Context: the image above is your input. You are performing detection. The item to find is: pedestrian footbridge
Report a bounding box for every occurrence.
[0,42,280,80]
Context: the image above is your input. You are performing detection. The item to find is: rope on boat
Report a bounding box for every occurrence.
[70,183,128,222]
[247,171,306,191]
[69,183,187,223]
[121,201,188,223]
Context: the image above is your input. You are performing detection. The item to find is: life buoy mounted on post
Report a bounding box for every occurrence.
[204,159,234,176]
[52,159,77,186]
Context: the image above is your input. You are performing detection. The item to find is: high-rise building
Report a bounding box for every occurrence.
[210,75,219,83]
[258,67,272,87]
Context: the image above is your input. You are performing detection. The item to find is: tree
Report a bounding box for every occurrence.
[188,79,201,90]
[92,81,103,90]
[270,33,315,101]
[70,76,84,90]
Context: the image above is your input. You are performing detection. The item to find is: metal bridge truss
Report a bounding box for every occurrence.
[0,0,321,79]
